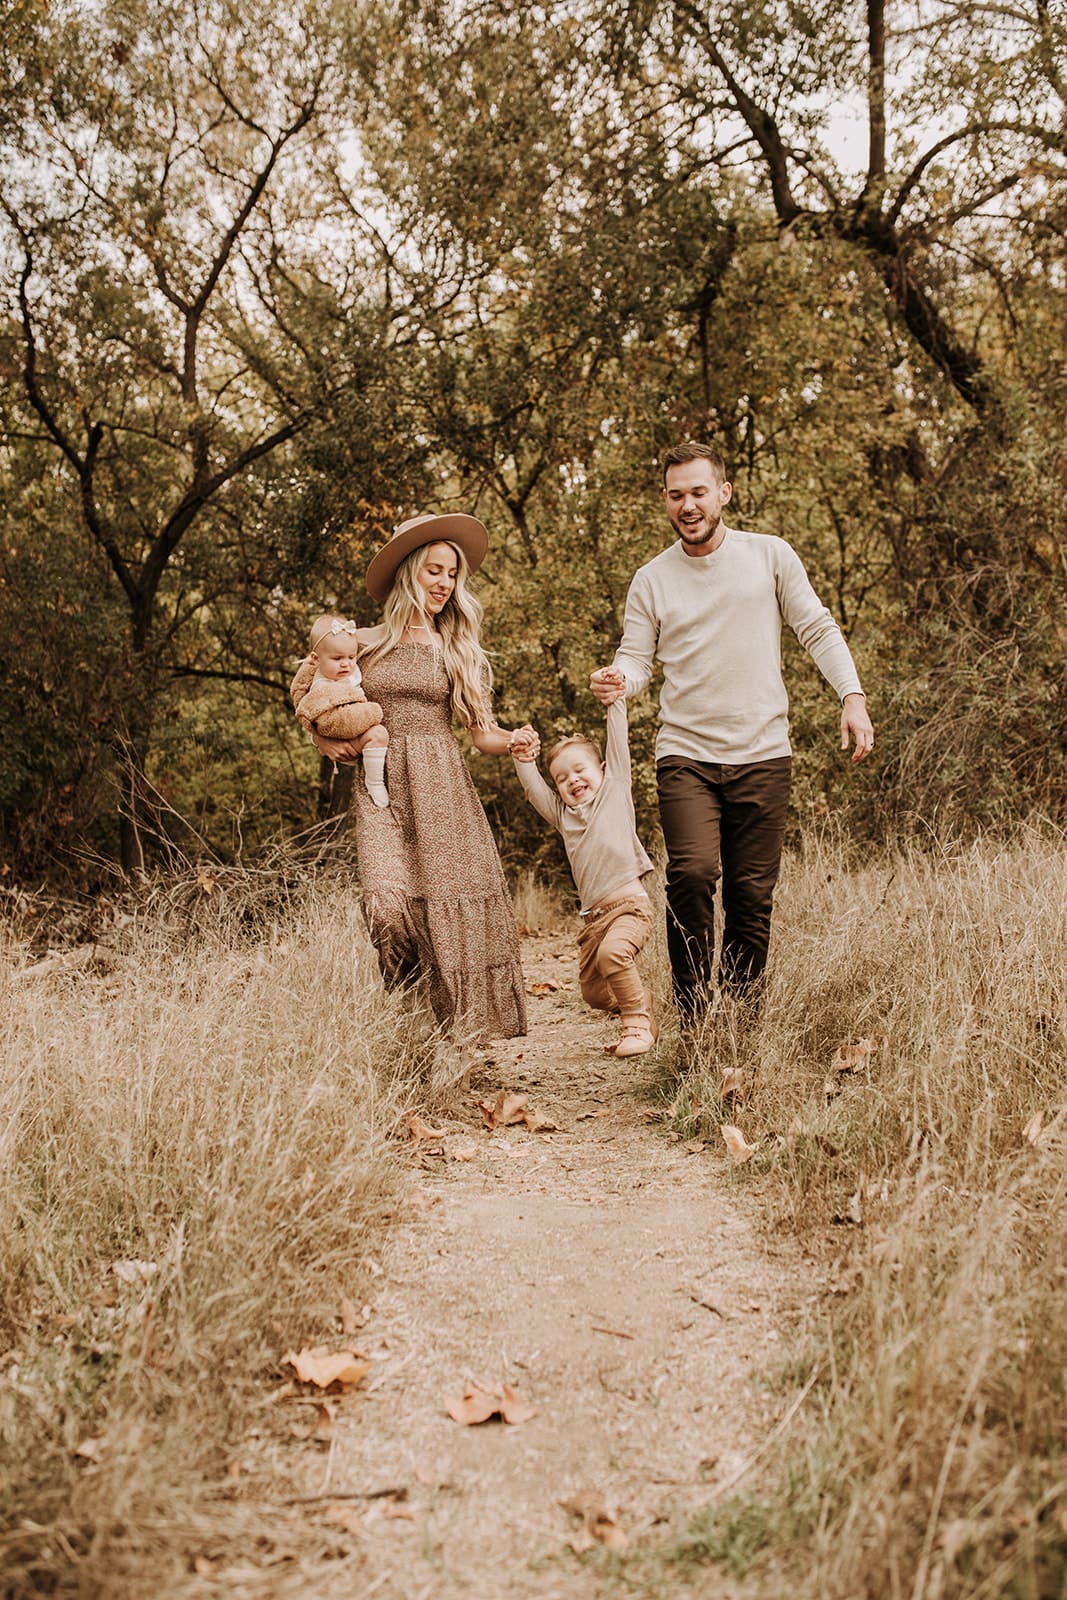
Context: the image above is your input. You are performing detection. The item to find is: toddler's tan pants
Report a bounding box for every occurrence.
[577,895,653,1016]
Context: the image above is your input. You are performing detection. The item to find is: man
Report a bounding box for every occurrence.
[591,442,874,1018]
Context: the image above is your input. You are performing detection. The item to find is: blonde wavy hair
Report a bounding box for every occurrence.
[362,541,494,729]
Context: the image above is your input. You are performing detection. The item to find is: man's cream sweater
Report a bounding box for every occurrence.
[614,527,863,764]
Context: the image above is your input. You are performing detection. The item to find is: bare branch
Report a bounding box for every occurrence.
[5,213,139,605]
[673,0,801,224]
[888,120,1065,226]
[169,664,290,695]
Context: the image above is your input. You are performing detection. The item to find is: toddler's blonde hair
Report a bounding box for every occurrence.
[546,734,604,774]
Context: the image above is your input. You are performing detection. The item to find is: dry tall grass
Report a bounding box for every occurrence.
[0,871,429,1598]
[662,824,1067,1597]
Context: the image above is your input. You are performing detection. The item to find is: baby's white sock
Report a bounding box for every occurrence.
[362,747,390,807]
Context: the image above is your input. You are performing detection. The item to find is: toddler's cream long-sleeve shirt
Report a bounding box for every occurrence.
[513,699,653,914]
[613,527,863,764]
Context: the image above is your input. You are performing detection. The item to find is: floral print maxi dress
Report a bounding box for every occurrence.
[352,640,527,1042]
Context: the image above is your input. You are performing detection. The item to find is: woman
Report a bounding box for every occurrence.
[311,512,536,1043]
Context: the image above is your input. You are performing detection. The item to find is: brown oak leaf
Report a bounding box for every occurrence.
[831,1036,881,1074]
[445,1380,536,1426]
[283,1346,371,1389]
[561,1489,628,1550]
[478,1090,528,1129]
[720,1123,758,1163]
[408,1112,447,1143]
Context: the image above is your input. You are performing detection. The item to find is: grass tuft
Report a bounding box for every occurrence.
[647,824,1067,1597]
[0,869,424,1597]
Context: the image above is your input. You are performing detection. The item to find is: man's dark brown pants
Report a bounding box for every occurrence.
[656,755,792,1017]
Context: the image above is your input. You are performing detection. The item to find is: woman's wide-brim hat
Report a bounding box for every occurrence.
[364,512,489,603]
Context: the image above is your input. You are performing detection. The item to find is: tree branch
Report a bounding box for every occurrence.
[139,411,310,602]
[7,218,139,606]
[675,1,801,224]
[861,0,886,207]
[169,664,290,695]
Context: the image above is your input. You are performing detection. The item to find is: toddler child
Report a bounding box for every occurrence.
[290,614,390,807]
[512,683,656,1056]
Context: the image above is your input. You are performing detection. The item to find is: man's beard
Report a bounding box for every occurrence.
[676,511,721,546]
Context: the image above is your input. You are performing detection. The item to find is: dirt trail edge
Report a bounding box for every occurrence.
[299,933,805,1600]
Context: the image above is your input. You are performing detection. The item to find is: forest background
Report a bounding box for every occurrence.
[1,0,1065,888]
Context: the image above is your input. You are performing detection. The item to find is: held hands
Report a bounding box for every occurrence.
[841,693,875,763]
[508,724,541,763]
[589,666,626,705]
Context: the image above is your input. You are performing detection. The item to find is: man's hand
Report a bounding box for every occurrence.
[841,693,874,763]
[310,732,364,764]
[590,666,625,705]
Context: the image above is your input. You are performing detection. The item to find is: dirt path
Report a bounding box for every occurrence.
[269,934,805,1599]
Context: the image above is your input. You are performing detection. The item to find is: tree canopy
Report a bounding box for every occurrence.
[2,0,1065,882]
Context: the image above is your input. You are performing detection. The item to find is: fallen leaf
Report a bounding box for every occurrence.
[445,1383,500,1425]
[451,1143,479,1162]
[196,869,218,895]
[1023,1109,1045,1146]
[192,1555,217,1574]
[523,1110,559,1133]
[339,1296,362,1335]
[323,1504,365,1536]
[74,1435,106,1463]
[720,1067,744,1098]
[408,1113,447,1143]
[527,980,560,996]
[284,1346,371,1390]
[1022,1106,1067,1149]
[684,1138,706,1155]
[445,1380,536,1426]
[111,1258,158,1287]
[499,1383,537,1424]
[831,1036,880,1074]
[561,1489,628,1550]
[497,1091,529,1126]
[720,1124,758,1163]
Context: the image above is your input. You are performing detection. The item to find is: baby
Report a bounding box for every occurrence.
[290,615,390,807]
[512,684,656,1056]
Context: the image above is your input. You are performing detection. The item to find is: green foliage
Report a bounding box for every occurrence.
[2,0,1066,879]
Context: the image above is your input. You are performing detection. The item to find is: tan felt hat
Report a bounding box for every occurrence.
[364,513,489,603]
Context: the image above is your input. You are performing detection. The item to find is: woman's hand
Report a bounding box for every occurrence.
[508,726,541,763]
[310,731,364,764]
[470,722,541,758]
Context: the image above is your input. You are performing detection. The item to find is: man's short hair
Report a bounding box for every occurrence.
[662,441,727,484]
[546,733,603,773]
